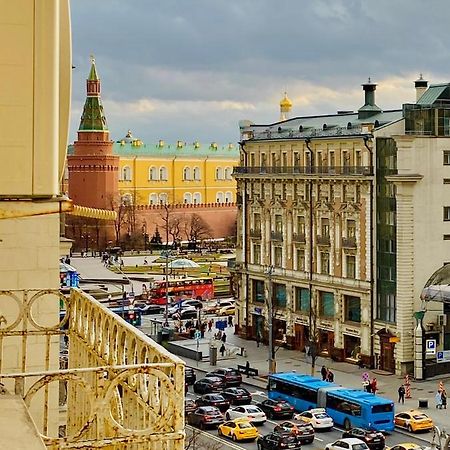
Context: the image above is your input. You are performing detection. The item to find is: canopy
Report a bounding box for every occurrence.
[421,264,450,303]
[167,258,200,269]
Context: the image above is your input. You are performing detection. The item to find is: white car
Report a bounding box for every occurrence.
[294,408,334,430]
[167,299,202,315]
[225,405,267,424]
[325,438,369,450]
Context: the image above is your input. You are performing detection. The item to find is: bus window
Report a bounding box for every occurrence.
[372,404,393,414]
[327,395,361,416]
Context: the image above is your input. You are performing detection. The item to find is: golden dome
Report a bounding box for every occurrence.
[280,92,293,108]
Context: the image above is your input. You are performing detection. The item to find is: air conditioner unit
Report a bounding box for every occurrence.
[437,314,447,327]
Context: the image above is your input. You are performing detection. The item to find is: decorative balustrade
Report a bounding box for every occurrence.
[249,229,261,238]
[292,233,306,243]
[270,231,283,241]
[316,235,331,246]
[0,289,185,449]
[342,237,357,248]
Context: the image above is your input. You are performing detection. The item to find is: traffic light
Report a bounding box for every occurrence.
[128,311,138,326]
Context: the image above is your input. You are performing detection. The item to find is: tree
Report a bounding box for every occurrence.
[184,213,212,248]
[306,291,321,377]
[184,426,222,450]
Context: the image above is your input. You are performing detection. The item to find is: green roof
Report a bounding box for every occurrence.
[78,96,108,131]
[416,84,449,105]
[88,61,99,81]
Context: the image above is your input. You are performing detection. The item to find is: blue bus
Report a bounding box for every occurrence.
[268,372,394,432]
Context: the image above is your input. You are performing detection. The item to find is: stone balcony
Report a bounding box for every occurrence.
[0,289,185,449]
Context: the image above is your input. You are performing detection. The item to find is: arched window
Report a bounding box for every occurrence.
[216,192,224,203]
[225,191,233,203]
[159,166,168,181]
[122,166,132,181]
[122,193,133,205]
[183,167,191,181]
[149,193,158,205]
[215,167,223,180]
[183,192,192,204]
[193,192,201,204]
[148,166,158,181]
[224,167,233,180]
[159,193,168,204]
[193,166,201,180]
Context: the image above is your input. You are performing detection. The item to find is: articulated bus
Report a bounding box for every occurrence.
[149,277,214,305]
[268,372,394,432]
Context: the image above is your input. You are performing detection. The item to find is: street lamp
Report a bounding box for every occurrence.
[142,222,147,251]
[265,265,276,374]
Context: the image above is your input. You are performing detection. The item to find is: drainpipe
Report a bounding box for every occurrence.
[363,135,375,368]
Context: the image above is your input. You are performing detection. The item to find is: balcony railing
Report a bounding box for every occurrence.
[249,229,261,238]
[271,231,283,241]
[342,237,357,248]
[316,235,331,246]
[292,233,306,243]
[0,289,185,449]
[233,166,372,176]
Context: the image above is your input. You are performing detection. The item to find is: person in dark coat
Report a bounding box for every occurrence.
[398,385,405,403]
[220,343,226,357]
[221,333,227,343]
[321,365,327,381]
[327,370,334,383]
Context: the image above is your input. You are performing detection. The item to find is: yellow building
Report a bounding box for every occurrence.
[116,132,239,205]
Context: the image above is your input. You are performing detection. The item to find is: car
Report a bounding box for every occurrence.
[168,299,203,315]
[187,406,224,429]
[257,399,294,419]
[257,431,302,450]
[221,387,252,405]
[195,393,230,412]
[325,438,369,450]
[342,428,385,450]
[207,367,242,386]
[274,420,315,444]
[225,405,267,424]
[387,443,433,450]
[394,410,434,432]
[204,300,234,315]
[218,418,259,442]
[185,367,196,385]
[185,398,197,415]
[193,376,225,394]
[135,303,163,315]
[218,305,235,316]
[174,308,198,320]
[294,408,334,430]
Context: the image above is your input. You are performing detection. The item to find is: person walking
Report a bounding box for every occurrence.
[441,390,447,409]
[398,384,406,404]
[207,319,213,332]
[221,332,227,343]
[228,315,233,327]
[371,378,378,395]
[327,370,334,383]
[321,365,327,381]
[245,360,250,378]
[220,343,226,357]
[435,391,443,409]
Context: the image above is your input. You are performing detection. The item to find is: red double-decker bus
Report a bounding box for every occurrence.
[149,277,214,305]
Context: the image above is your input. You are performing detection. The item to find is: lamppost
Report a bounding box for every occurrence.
[81,232,90,255]
[265,265,276,374]
[142,221,147,250]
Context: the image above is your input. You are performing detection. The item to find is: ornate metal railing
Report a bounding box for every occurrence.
[316,235,331,246]
[0,289,185,449]
[342,237,357,248]
[292,233,306,243]
[270,231,283,241]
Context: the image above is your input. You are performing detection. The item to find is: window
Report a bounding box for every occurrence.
[274,246,283,267]
[225,191,233,203]
[254,213,261,230]
[444,207,450,221]
[346,255,356,278]
[296,248,305,271]
[297,216,305,235]
[321,218,330,237]
[148,166,158,180]
[275,214,283,233]
[159,193,168,204]
[319,291,334,317]
[347,219,356,238]
[215,167,224,180]
[122,166,132,181]
[193,167,201,181]
[183,192,192,204]
[295,288,310,312]
[193,192,201,204]
[377,293,396,322]
[250,153,255,166]
[445,151,450,166]
[224,167,233,180]
[326,394,361,417]
[148,193,157,205]
[345,295,361,322]
[273,283,286,308]
[183,167,191,181]
[253,244,261,264]
[159,166,168,180]
[253,280,264,303]
[216,192,224,203]
[261,153,267,167]
[320,251,330,274]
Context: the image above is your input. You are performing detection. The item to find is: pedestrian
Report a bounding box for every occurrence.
[327,370,334,383]
[436,391,443,409]
[398,384,405,404]
[220,343,226,357]
[143,258,148,265]
[371,378,378,395]
[228,315,233,327]
[221,332,227,343]
[256,334,260,348]
[245,360,250,378]
[208,319,213,332]
[321,365,327,381]
[441,390,447,409]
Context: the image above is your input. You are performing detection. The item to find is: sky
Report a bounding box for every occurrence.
[70,0,450,145]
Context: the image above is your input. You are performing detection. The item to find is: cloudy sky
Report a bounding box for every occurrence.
[70,0,450,145]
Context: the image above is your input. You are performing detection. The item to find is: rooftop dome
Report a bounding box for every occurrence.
[280,92,293,108]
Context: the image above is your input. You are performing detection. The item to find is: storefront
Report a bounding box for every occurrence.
[319,329,334,355]
[344,334,361,360]
[377,328,396,373]
[294,321,309,351]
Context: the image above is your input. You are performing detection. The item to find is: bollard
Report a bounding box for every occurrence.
[405,374,411,399]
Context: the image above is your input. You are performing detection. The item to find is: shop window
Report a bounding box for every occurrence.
[320,251,330,274]
[345,295,361,322]
[253,280,265,303]
[253,244,261,265]
[296,248,305,271]
[346,255,356,278]
[295,287,310,312]
[377,293,396,323]
[319,291,334,317]
[273,283,287,308]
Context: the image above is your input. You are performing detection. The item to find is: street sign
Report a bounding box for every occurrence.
[437,350,450,363]
[426,339,436,355]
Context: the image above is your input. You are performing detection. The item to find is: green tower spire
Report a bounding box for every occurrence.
[78,56,108,132]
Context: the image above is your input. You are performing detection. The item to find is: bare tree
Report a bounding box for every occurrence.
[184,213,212,247]
[184,426,222,450]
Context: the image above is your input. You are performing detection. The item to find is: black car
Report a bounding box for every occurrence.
[257,399,294,419]
[174,309,198,320]
[342,428,385,450]
[257,431,302,450]
[185,367,196,385]
[274,420,315,444]
[187,406,224,429]
[193,376,225,394]
[207,368,242,387]
[195,393,230,412]
[221,387,252,405]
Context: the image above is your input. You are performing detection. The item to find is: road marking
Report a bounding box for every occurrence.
[314,436,324,442]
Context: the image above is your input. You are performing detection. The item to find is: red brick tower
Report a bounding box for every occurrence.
[68,57,119,210]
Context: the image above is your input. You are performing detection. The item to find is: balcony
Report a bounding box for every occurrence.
[271,231,283,241]
[316,235,331,246]
[233,166,372,177]
[249,229,262,239]
[0,289,185,449]
[342,237,357,248]
[292,233,306,243]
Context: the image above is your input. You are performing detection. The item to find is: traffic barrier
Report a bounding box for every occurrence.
[405,374,411,398]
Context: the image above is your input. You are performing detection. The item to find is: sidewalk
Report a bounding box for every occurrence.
[178,329,450,432]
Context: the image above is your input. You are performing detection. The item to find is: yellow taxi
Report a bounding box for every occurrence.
[394,410,434,432]
[387,443,428,450]
[218,418,259,441]
[218,305,235,316]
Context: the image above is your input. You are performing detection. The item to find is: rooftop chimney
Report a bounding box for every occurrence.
[358,77,382,120]
[415,74,428,102]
